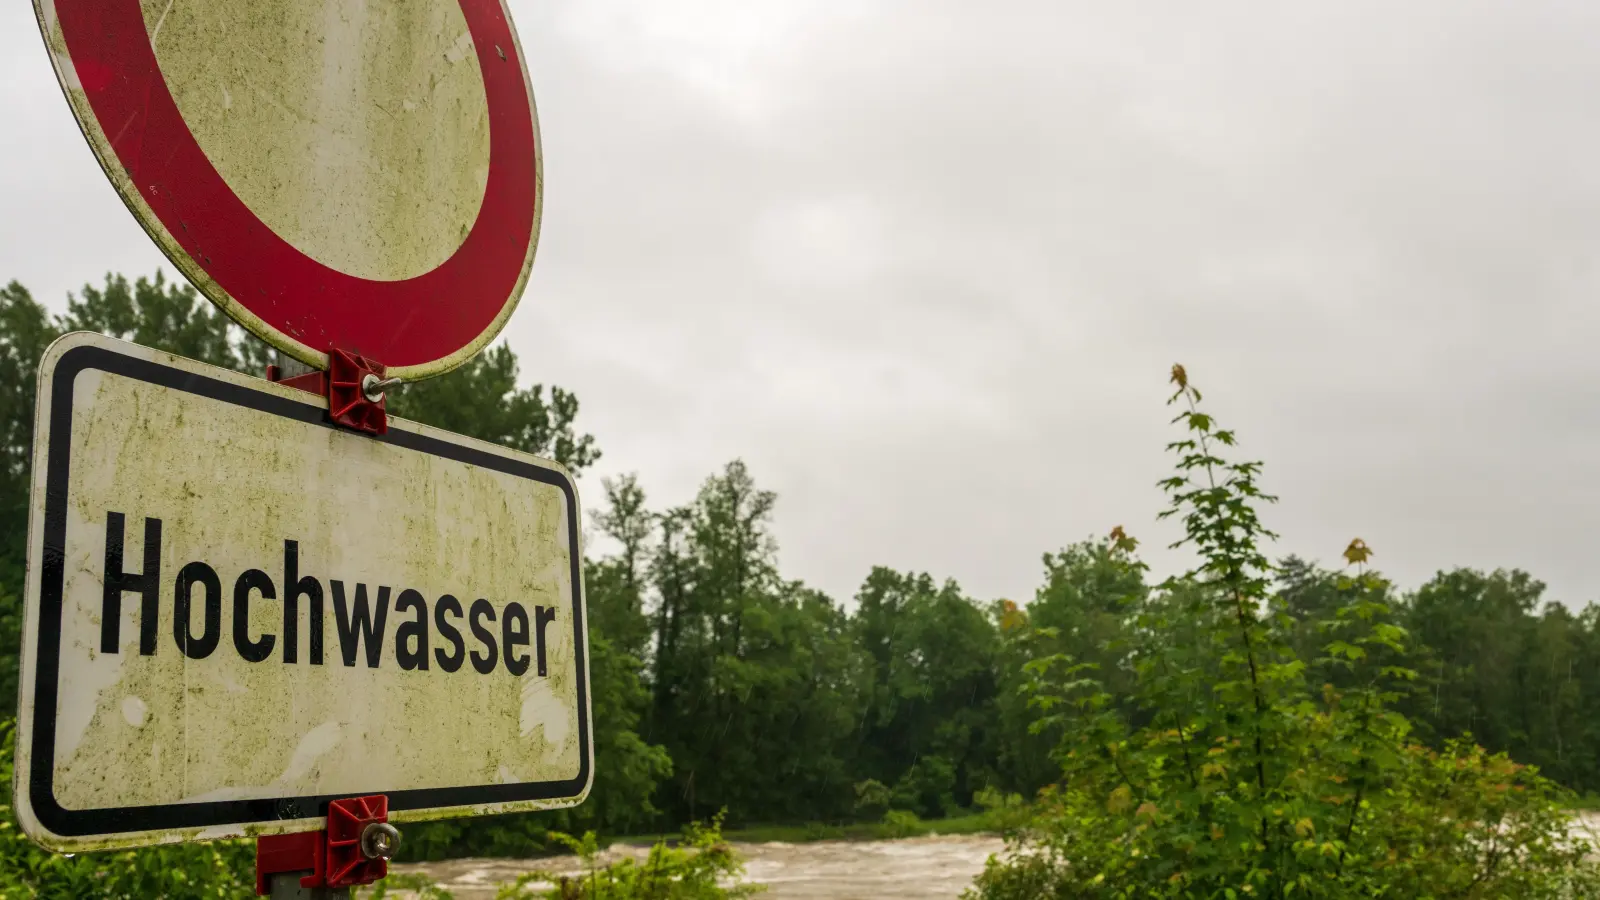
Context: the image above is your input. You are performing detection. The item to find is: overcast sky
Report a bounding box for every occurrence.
[6,1,1600,610]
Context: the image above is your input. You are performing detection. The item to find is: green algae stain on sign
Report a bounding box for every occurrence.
[137,0,492,282]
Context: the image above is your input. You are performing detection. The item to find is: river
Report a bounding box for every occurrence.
[393,833,1006,899]
[394,813,1600,899]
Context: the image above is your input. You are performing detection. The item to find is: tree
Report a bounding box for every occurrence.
[990,538,1145,799]
[1401,568,1543,760]
[852,567,1000,818]
[587,474,656,661]
[636,461,869,826]
[60,270,261,371]
[0,282,65,590]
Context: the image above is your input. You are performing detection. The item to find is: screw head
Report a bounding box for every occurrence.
[360,822,401,860]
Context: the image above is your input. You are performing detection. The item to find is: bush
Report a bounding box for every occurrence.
[0,720,255,898]
[360,872,457,899]
[799,822,835,841]
[971,787,1031,835]
[852,779,893,819]
[890,756,958,819]
[880,810,923,839]
[492,812,764,899]
[966,365,1600,899]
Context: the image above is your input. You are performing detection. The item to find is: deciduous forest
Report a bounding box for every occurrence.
[3,274,1600,897]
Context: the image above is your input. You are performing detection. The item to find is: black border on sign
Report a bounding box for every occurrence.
[29,344,591,837]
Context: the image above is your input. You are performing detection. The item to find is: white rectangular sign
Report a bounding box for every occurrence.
[14,333,592,851]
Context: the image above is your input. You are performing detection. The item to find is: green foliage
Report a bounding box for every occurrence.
[988,539,1150,801]
[890,755,958,818]
[967,365,1600,899]
[643,461,868,826]
[0,584,19,727]
[0,283,61,594]
[0,719,255,898]
[365,819,766,899]
[854,568,1000,820]
[970,787,1031,835]
[879,809,923,839]
[621,811,1000,846]
[852,779,892,818]
[586,475,658,662]
[1404,568,1566,778]
[359,872,458,899]
[59,271,259,371]
[492,814,764,899]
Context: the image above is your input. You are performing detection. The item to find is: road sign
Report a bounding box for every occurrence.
[15,333,592,852]
[32,0,542,380]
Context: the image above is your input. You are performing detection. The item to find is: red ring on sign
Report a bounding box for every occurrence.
[54,0,537,371]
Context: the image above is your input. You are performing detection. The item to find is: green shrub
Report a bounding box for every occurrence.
[880,810,923,839]
[890,755,958,819]
[491,813,764,899]
[852,779,893,819]
[0,720,254,898]
[971,787,1030,835]
[799,822,835,842]
[359,872,457,899]
[967,365,1600,899]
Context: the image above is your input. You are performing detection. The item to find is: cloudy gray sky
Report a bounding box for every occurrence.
[6,1,1600,609]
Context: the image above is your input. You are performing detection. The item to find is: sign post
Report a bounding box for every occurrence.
[25,1,575,895]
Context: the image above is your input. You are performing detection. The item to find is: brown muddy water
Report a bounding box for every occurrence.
[393,814,1600,899]
[392,833,1007,899]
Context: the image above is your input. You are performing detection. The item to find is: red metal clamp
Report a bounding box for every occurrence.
[264,363,325,396]
[255,795,398,895]
[266,347,392,436]
[326,348,390,436]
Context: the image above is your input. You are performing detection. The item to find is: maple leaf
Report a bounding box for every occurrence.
[1343,538,1373,566]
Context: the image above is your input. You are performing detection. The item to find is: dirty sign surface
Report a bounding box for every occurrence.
[15,333,591,852]
[32,0,542,380]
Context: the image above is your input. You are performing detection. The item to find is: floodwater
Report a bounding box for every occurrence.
[393,833,1007,899]
[394,814,1600,899]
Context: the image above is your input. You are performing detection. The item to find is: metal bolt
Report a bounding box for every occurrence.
[359,822,401,860]
[360,374,403,404]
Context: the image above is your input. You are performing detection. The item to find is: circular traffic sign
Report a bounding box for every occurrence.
[34,0,542,379]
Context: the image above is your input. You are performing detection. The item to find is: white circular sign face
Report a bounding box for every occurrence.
[35,0,543,379]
